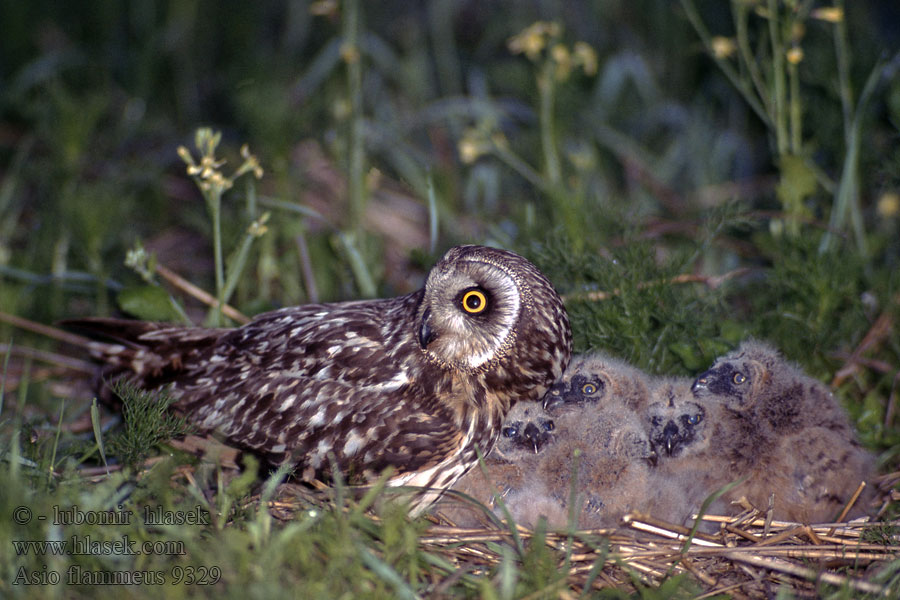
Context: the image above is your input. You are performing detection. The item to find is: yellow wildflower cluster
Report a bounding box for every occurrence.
[507,21,561,61]
[177,128,264,195]
[508,21,598,80]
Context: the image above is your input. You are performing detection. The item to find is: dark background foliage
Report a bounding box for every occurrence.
[1,1,899,597]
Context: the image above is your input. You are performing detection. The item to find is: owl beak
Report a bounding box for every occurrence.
[541,383,566,410]
[662,421,680,456]
[522,423,545,453]
[418,310,436,349]
[691,372,710,394]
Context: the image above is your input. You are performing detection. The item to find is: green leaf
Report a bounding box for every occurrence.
[117,284,189,323]
[90,398,109,475]
[776,154,817,231]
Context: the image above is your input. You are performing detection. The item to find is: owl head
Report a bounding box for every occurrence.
[542,352,650,411]
[493,401,556,459]
[691,340,780,410]
[416,245,571,389]
[647,378,709,459]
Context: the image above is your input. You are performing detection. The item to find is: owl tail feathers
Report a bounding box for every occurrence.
[0,311,220,384]
[0,311,136,395]
[58,317,227,382]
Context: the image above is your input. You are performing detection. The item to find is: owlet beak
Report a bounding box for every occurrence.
[662,421,681,456]
[691,372,711,394]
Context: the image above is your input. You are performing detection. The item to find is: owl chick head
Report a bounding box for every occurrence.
[416,245,571,381]
[647,379,709,459]
[494,401,556,459]
[542,352,650,411]
[691,340,781,410]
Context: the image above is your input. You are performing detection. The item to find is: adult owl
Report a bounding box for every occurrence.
[66,245,572,512]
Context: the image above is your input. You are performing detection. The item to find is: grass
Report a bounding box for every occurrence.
[1,1,899,597]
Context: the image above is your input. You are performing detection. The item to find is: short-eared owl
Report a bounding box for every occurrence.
[642,376,737,525]
[66,245,572,512]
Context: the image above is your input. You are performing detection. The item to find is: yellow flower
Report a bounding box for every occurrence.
[508,21,562,61]
[177,145,195,167]
[248,212,271,237]
[551,44,572,81]
[786,47,804,65]
[877,192,900,218]
[573,41,598,76]
[207,171,233,193]
[340,42,360,65]
[711,36,736,59]
[459,129,489,164]
[811,7,843,23]
[365,167,382,192]
[238,144,264,179]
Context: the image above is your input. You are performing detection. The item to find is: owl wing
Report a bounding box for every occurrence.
[177,373,462,480]
[64,295,419,387]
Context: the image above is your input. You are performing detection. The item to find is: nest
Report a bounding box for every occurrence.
[258,478,900,599]
[416,514,898,598]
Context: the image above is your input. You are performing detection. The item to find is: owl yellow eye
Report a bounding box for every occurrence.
[461,289,488,314]
[733,373,747,385]
[582,383,597,395]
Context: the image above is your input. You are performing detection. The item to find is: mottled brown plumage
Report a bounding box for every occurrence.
[66,245,572,512]
[642,376,736,526]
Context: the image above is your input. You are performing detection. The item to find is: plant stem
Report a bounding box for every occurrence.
[767,0,788,156]
[344,0,366,237]
[788,59,802,154]
[732,0,771,116]
[680,0,771,127]
[538,60,561,186]
[819,55,898,256]
[209,189,224,326]
[833,0,853,142]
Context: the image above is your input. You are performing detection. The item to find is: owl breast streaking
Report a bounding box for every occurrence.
[65,245,572,512]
